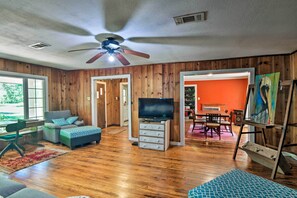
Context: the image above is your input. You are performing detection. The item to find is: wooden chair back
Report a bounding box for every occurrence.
[5,120,26,140]
[206,113,221,124]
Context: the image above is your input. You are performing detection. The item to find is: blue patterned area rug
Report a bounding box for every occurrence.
[188,169,297,198]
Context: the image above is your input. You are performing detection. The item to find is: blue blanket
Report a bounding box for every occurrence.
[188,169,297,198]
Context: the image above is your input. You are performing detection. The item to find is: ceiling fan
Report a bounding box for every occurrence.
[68,33,150,66]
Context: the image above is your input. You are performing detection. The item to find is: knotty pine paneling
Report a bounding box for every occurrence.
[0,58,66,111]
[65,54,297,153]
[2,54,296,152]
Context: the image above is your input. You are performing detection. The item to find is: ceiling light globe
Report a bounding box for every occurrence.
[108,55,115,62]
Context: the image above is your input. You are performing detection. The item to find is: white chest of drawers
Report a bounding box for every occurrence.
[138,120,170,151]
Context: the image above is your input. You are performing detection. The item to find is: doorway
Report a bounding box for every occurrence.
[96,82,106,129]
[120,82,129,126]
[91,74,136,141]
[180,68,255,146]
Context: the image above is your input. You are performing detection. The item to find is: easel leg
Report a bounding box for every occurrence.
[271,81,295,179]
[261,128,267,147]
[233,123,244,160]
[271,130,286,179]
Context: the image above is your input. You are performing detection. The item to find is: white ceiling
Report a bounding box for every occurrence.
[0,0,296,70]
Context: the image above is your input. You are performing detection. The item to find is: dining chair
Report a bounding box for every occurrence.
[204,113,221,140]
[0,120,26,158]
[191,109,206,133]
[220,111,233,136]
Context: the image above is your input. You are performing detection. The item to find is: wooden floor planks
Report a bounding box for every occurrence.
[2,126,296,197]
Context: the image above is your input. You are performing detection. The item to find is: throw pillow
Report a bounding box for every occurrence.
[66,116,79,124]
[52,118,69,126]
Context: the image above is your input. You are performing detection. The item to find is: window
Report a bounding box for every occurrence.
[0,72,47,125]
[0,76,24,122]
[28,79,45,120]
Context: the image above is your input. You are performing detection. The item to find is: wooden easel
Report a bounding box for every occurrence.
[233,80,297,179]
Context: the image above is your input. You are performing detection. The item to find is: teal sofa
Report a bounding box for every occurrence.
[0,176,56,198]
[43,110,84,143]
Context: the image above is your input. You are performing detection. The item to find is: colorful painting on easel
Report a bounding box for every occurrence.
[251,72,280,124]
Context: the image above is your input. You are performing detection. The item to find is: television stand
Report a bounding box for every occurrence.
[142,118,168,123]
[138,119,170,151]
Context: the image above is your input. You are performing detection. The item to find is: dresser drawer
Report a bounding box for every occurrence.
[139,123,164,131]
[139,136,164,144]
[139,142,164,151]
[139,130,164,137]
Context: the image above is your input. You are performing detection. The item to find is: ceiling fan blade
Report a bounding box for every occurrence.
[86,52,107,63]
[115,53,130,66]
[68,47,101,52]
[127,36,212,46]
[123,49,150,59]
[2,5,92,36]
[103,0,139,32]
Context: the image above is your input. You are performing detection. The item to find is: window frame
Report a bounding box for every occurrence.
[0,71,48,120]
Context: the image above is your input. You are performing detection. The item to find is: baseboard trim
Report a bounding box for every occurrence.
[170,141,183,146]
[129,137,138,142]
[107,124,121,127]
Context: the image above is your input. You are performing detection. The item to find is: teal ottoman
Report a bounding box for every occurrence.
[60,126,101,149]
[188,169,297,198]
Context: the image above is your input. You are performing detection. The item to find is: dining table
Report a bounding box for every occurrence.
[195,110,229,118]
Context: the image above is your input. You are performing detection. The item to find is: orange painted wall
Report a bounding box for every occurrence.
[185,78,248,113]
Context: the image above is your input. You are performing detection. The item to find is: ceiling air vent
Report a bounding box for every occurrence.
[173,11,207,25]
[29,42,51,49]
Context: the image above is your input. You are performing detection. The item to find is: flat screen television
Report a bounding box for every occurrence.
[138,98,174,121]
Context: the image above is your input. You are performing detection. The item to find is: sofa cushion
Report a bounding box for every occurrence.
[7,188,57,198]
[66,116,78,124]
[44,110,71,123]
[60,125,77,129]
[44,123,60,129]
[0,176,26,197]
[52,118,68,126]
[74,120,84,126]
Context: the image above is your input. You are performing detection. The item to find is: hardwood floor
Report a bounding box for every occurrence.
[2,127,296,197]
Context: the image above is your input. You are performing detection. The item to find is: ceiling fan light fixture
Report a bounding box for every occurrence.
[108,54,115,62]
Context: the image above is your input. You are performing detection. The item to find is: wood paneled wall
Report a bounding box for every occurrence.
[65,54,297,152]
[0,58,66,111]
[1,54,296,152]
[98,79,127,126]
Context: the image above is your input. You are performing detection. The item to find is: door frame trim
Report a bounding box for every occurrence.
[91,74,136,141]
[179,68,255,146]
[120,82,128,127]
[96,81,107,129]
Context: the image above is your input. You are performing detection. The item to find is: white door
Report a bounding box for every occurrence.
[120,83,129,126]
